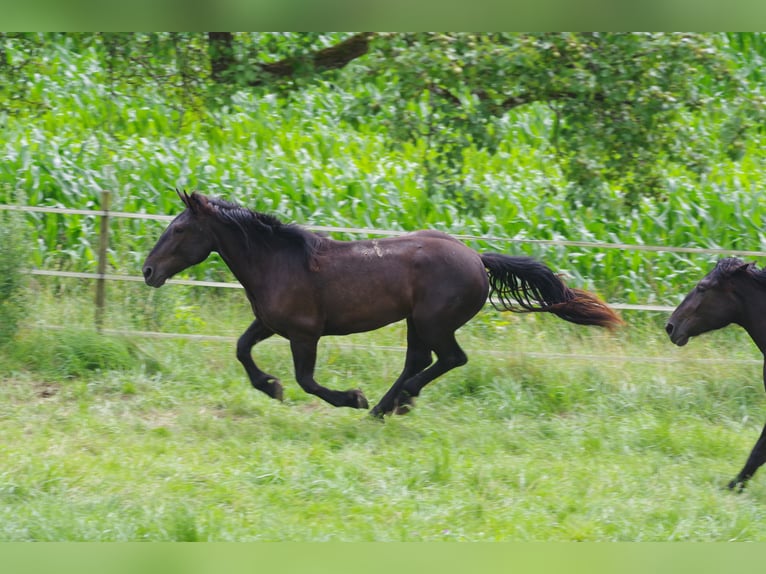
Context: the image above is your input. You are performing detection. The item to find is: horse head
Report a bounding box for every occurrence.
[142,190,216,287]
[665,258,751,346]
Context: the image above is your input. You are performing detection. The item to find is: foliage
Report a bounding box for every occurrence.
[0,33,766,306]
[3,32,762,210]
[351,32,763,208]
[6,327,160,379]
[0,202,29,346]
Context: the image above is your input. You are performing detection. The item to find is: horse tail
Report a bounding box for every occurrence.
[480,253,623,329]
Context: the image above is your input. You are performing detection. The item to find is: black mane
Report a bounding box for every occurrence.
[714,257,766,287]
[203,194,325,261]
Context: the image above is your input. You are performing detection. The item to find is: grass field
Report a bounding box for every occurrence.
[4,34,766,544]
[3,287,766,541]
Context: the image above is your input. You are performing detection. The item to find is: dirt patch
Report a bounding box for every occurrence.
[36,382,59,398]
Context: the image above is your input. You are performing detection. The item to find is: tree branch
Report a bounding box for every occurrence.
[428,83,608,116]
[208,32,234,83]
[255,32,375,85]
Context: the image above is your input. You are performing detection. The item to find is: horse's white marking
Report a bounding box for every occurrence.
[360,240,385,258]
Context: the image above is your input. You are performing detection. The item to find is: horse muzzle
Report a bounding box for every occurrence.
[142,265,166,288]
[665,321,689,347]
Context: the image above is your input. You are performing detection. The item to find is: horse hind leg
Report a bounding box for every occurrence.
[290,336,369,409]
[374,324,468,417]
[369,319,433,418]
[395,332,468,412]
[384,293,480,416]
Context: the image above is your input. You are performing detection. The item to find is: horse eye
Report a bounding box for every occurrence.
[173,225,185,235]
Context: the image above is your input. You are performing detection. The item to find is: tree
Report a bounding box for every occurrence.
[344,32,761,208]
[202,32,760,210]
[1,32,761,210]
[207,32,374,85]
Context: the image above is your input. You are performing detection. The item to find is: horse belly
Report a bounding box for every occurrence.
[319,262,414,335]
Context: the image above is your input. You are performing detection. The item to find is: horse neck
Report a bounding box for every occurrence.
[208,216,306,295]
[207,218,270,288]
[734,277,766,356]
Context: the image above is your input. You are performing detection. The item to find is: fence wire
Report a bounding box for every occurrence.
[35,323,762,366]
[6,201,758,314]
[8,200,763,365]
[4,202,766,258]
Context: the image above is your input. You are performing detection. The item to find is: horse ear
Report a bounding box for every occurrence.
[188,191,209,214]
[736,262,754,274]
[176,188,198,214]
[176,187,189,206]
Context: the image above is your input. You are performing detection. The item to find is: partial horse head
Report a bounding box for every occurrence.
[665,258,752,346]
[142,189,216,287]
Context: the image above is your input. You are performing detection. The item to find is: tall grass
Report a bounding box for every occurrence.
[0,199,30,346]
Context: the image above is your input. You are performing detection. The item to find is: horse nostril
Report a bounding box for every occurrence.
[665,322,674,336]
[143,266,153,280]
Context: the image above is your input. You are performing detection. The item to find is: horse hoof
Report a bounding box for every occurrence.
[728,478,746,492]
[368,402,387,418]
[367,410,385,422]
[394,403,414,415]
[394,392,415,415]
[270,379,284,402]
[349,389,369,409]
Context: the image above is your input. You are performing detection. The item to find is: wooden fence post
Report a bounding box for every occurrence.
[95,190,111,332]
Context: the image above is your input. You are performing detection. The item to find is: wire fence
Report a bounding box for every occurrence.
[5,201,766,258]
[4,198,764,364]
[7,198,765,317]
[36,323,762,366]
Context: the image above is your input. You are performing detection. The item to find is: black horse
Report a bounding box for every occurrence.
[666,257,766,489]
[143,190,622,417]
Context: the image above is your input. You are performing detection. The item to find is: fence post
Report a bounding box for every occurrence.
[95,190,111,332]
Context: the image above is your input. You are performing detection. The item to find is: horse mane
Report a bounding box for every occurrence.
[713,257,766,287]
[200,194,325,265]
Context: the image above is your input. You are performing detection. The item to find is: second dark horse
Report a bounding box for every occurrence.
[143,191,622,417]
[666,257,766,489]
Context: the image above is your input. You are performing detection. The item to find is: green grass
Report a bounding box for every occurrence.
[3,290,766,541]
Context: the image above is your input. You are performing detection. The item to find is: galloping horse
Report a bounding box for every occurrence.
[666,257,766,489]
[143,190,622,417]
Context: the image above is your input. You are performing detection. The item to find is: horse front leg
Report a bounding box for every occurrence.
[289,336,368,409]
[728,361,766,491]
[728,421,766,491]
[236,319,283,401]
